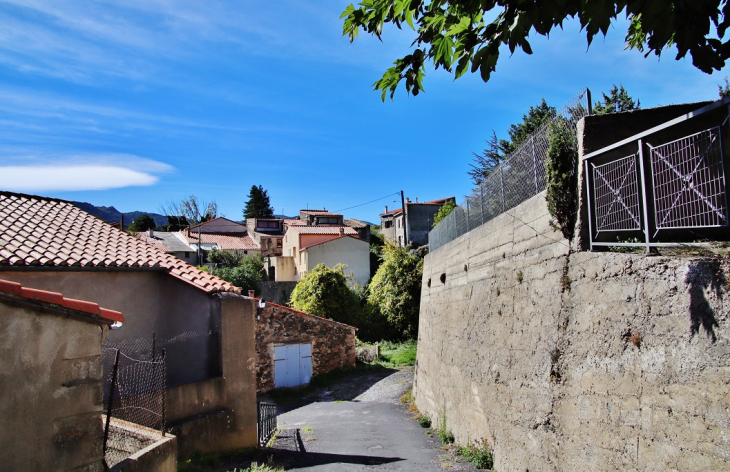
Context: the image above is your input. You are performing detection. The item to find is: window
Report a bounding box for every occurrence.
[185,252,190,258]
[277,239,282,248]
[384,221,392,228]
[316,216,340,224]
[257,220,279,229]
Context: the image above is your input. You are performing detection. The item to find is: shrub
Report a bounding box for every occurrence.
[458,438,494,469]
[289,264,363,326]
[211,255,264,293]
[418,415,432,428]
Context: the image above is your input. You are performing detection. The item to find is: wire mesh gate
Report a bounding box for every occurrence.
[584,99,730,249]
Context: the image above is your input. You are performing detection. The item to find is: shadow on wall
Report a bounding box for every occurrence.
[685,259,725,342]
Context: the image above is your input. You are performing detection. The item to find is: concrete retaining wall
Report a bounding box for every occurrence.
[415,187,730,471]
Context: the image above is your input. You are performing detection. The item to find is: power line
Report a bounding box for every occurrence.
[333,192,401,213]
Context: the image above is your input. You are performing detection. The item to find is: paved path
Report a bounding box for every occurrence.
[270,368,475,471]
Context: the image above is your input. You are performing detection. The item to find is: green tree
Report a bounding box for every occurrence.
[289,264,363,326]
[593,85,641,114]
[341,1,730,100]
[127,214,156,232]
[211,255,264,294]
[432,200,456,227]
[469,99,555,185]
[207,248,244,268]
[545,118,580,239]
[243,185,274,219]
[719,76,730,98]
[367,243,423,339]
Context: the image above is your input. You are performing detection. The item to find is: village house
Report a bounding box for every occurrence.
[381,196,455,248]
[0,191,258,457]
[272,209,370,286]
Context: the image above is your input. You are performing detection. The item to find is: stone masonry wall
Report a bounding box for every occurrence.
[255,302,356,392]
[416,192,730,471]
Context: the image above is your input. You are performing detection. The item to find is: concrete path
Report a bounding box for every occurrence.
[270,369,475,471]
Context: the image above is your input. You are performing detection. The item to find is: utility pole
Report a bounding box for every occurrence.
[400,190,408,247]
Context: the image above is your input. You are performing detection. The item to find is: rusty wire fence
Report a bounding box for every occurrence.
[429,89,590,252]
[102,348,166,469]
[100,329,221,468]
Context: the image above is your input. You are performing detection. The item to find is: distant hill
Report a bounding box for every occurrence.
[71,201,168,229]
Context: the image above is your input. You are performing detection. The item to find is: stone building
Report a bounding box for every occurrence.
[254,300,356,393]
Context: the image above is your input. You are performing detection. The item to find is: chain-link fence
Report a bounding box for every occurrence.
[100,329,221,467]
[102,349,166,468]
[102,330,221,388]
[429,89,590,252]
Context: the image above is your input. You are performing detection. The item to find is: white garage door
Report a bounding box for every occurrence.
[274,343,312,388]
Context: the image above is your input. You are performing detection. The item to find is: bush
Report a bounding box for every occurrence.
[211,254,264,293]
[458,438,494,469]
[289,264,363,326]
[418,414,431,428]
[367,243,423,340]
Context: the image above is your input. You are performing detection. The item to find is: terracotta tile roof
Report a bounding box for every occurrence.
[381,208,402,217]
[0,278,124,324]
[286,226,358,236]
[344,219,368,228]
[186,217,245,232]
[0,191,239,294]
[181,230,259,250]
[284,218,306,226]
[300,234,367,250]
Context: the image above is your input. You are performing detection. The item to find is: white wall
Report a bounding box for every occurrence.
[305,237,370,286]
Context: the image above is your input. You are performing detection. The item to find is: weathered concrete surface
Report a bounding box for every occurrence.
[415,190,730,471]
[256,302,356,392]
[0,298,107,471]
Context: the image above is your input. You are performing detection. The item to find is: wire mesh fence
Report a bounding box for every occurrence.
[100,329,221,467]
[102,349,166,468]
[429,89,590,252]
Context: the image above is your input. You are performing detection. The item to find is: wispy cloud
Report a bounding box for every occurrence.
[0,153,174,191]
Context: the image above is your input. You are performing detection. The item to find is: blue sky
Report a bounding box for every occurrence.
[0,0,726,223]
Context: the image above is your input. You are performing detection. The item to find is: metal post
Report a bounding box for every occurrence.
[500,167,506,212]
[479,184,485,225]
[465,197,470,232]
[586,88,592,115]
[103,350,121,455]
[637,139,652,252]
[584,160,595,251]
[160,348,166,436]
[532,135,539,194]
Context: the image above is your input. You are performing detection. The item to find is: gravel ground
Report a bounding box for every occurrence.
[353,366,414,403]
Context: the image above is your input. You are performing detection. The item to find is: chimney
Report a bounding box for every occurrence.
[415,197,419,203]
[148,229,154,237]
[339,227,344,235]
[385,205,388,213]
[248,290,255,298]
[406,197,411,204]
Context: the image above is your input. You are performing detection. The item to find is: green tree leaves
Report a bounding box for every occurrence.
[289,264,363,326]
[367,243,423,339]
[342,0,730,100]
[210,254,264,294]
[243,185,275,219]
[432,200,456,227]
[593,84,640,114]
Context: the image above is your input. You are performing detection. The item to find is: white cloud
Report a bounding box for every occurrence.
[0,154,174,191]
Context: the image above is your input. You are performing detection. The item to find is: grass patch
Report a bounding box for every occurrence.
[357,340,417,368]
[457,438,494,469]
[230,464,283,472]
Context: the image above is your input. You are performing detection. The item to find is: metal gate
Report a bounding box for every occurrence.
[274,343,312,388]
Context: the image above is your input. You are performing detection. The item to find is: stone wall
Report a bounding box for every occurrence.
[415,104,730,471]
[255,302,356,392]
[256,281,297,306]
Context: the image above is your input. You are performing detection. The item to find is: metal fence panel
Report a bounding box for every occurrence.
[649,127,728,230]
[592,154,642,232]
